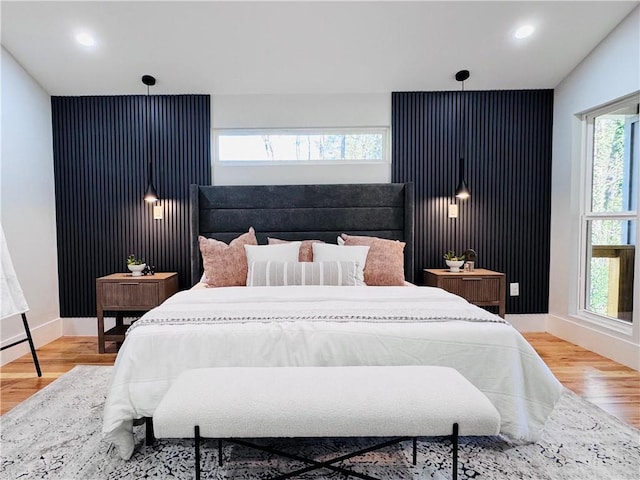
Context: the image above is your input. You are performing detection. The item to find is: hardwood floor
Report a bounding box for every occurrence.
[524,332,640,428]
[1,333,639,429]
[0,337,116,415]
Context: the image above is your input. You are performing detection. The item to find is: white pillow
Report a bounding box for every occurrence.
[247,261,362,287]
[244,242,302,265]
[337,236,345,246]
[312,243,369,284]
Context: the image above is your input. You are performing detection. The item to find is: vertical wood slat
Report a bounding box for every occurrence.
[391,90,553,314]
[51,95,211,317]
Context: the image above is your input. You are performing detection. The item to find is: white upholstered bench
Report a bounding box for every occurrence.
[152,365,500,480]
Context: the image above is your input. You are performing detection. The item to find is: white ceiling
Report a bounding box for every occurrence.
[1,1,638,96]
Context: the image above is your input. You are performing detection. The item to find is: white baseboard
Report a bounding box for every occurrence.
[547,314,640,370]
[62,317,138,336]
[505,314,548,332]
[0,317,63,366]
[63,317,113,336]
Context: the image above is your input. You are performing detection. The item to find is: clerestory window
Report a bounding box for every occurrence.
[214,128,388,165]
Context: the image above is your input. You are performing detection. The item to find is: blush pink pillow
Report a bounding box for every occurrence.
[341,234,406,286]
[199,227,258,287]
[267,238,325,262]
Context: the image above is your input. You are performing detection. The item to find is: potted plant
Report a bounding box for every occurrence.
[126,254,146,277]
[443,250,465,272]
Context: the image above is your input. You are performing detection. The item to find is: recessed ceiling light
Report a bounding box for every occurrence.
[75,32,96,47]
[514,25,535,39]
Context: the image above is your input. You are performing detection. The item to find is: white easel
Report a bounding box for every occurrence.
[0,225,41,376]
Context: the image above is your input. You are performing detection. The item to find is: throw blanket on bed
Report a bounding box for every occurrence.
[103,285,562,460]
[127,285,507,331]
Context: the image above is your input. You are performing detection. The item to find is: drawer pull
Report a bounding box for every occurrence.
[120,282,140,286]
[462,278,482,281]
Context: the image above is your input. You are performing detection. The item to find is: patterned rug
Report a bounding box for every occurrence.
[1,365,639,479]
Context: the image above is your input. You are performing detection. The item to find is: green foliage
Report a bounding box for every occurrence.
[443,250,465,262]
[591,116,626,243]
[126,254,145,265]
[588,258,610,315]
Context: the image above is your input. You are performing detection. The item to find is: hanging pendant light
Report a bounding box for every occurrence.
[144,183,158,202]
[455,69,470,200]
[142,74,159,203]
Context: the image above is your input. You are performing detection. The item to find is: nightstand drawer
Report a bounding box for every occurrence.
[100,282,159,308]
[423,268,506,318]
[441,277,501,303]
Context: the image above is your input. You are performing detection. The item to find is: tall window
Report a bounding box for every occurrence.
[581,96,639,325]
[215,128,388,164]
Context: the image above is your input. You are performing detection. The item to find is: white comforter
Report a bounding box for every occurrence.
[103,286,562,459]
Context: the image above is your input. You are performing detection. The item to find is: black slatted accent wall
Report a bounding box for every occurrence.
[52,95,210,317]
[392,90,553,314]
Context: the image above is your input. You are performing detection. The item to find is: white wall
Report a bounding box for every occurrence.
[211,93,391,185]
[549,7,640,369]
[0,47,61,364]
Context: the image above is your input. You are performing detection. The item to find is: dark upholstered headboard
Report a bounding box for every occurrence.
[190,183,415,286]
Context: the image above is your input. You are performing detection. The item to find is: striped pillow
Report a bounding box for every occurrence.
[247,261,363,287]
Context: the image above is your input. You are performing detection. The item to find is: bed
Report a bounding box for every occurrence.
[102,183,563,460]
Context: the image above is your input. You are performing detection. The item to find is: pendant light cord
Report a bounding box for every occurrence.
[146,83,152,186]
[460,79,465,166]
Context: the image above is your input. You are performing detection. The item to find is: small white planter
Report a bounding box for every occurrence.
[127,263,146,277]
[445,260,464,273]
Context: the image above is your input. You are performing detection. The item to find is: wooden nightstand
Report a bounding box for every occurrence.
[423,268,506,318]
[96,272,179,353]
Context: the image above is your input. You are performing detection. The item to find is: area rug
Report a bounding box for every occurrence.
[1,366,639,479]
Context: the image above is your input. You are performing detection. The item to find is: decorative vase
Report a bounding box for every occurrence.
[445,260,464,273]
[127,263,146,277]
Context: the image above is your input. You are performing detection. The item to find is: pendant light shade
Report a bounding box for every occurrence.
[144,183,159,203]
[455,69,470,199]
[455,158,470,199]
[142,74,159,203]
[455,178,470,199]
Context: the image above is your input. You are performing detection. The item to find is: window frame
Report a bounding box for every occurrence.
[577,94,639,334]
[213,127,390,166]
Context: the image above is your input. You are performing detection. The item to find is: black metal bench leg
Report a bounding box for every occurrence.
[195,425,201,480]
[452,423,459,480]
[145,417,154,445]
[218,438,223,466]
[412,437,417,465]
[22,313,41,377]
